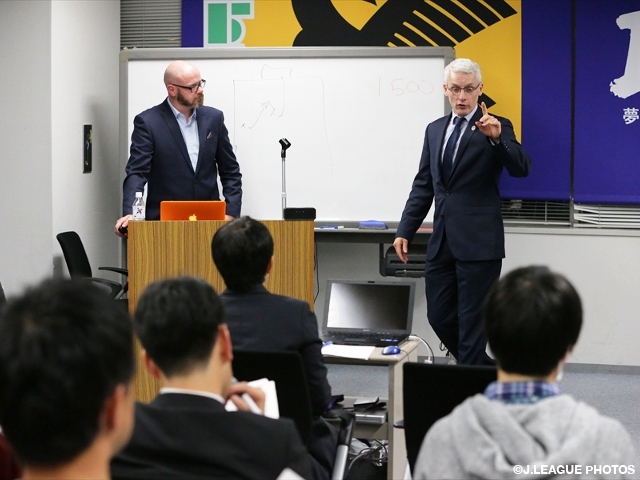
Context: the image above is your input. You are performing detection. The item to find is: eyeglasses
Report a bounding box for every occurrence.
[446,84,480,95]
[171,79,206,93]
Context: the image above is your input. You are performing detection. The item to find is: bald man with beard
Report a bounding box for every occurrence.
[115,60,242,236]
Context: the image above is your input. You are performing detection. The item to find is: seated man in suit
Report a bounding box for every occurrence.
[0,278,136,480]
[414,266,638,479]
[110,276,313,480]
[211,216,336,480]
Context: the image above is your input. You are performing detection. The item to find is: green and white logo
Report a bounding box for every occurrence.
[203,0,254,46]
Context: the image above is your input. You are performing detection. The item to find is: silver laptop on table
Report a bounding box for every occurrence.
[321,279,415,347]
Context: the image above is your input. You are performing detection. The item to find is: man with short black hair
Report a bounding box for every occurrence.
[110,276,313,480]
[211,217,332,415]
[0,278,136,480]
[414,266,638,479]
[212,216,336,480]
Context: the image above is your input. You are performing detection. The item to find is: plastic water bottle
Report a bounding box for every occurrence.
[132,192,145,221]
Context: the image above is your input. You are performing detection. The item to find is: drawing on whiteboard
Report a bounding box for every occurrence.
[231,63,335,217]
[239,65,290,128]
[241,101,279,129]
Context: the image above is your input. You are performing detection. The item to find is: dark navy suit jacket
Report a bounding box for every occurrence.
[220,286,336,480]
[110,393,312,480]
[397,107,531,261]
[122,99,242,220]
[220,285,332,416]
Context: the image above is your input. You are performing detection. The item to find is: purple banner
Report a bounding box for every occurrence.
[574,0,640,203]
[182,0,203,47]
[500,0,572,201]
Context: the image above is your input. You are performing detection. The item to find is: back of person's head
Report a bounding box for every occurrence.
[0,278,135,467]
[483,265,582,377]
[134,276,225,377]
[211,216,274,292]
[443,58,482,83]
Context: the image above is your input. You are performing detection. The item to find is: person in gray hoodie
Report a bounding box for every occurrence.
[414,265,638,479]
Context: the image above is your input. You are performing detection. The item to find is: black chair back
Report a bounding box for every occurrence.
[403,362,497,475]
[232,350,313,446]
[56,231,93,277]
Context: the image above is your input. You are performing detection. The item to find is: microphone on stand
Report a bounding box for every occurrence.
[279,138,316,220]
[279,138,291,158]
[280,138,292,215]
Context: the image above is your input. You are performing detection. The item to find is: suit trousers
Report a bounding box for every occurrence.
[424,232,501,365]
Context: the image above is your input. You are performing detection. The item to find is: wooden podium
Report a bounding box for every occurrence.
[127,219,315,403]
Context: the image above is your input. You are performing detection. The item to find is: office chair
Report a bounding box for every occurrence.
[232,350,355,480]
[56,231,128,299]
[402,362,497,476]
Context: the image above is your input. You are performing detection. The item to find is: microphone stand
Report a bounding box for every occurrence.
[279,138,291,218]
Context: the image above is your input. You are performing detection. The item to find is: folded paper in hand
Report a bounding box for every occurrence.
[225,377,279,418]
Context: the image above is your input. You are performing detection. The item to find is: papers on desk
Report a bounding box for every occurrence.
[321,344,375,360]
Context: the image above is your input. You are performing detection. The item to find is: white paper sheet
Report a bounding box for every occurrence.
[321,344,375,360]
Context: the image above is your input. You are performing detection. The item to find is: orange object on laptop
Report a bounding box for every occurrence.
[159,201,226,221]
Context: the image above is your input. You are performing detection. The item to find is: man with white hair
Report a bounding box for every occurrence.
[394,58,531,365]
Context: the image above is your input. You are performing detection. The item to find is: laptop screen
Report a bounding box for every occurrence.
[159,200,226,221]
[322,280,415,334]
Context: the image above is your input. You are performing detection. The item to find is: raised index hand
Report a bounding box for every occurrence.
[475,102,501,142]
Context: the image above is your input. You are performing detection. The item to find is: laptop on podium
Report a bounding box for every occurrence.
[320,279,415,347]
[160,200,226,221]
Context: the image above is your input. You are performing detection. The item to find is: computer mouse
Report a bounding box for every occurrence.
[381,345,401,355]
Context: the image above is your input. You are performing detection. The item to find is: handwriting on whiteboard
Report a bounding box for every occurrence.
[379,77,436,97]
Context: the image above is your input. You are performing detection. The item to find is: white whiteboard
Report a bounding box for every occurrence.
[120,47,453,222]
